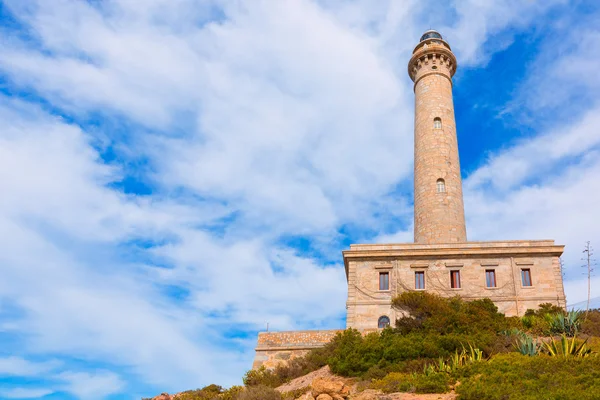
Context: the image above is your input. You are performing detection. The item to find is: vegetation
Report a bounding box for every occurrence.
[512,330,539,356]
[167,384,244,400]
[151,296,600,400]
[236,386,281,400]
[542,334,593,358]
[371,371,451,394]
[242,345,333,388]
[581,308,600,336]
[456,352,600,400]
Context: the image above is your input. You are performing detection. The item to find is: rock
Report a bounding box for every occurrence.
[152,393,173,400]
[297,393,315,400]
[316,395,334,400]
[348,390,380,400]
[311,377,346,397]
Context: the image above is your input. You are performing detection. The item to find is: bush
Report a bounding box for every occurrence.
[242,343,333,388]
[220,386,244,400]
[325,293,521,378]
[524,303,564,317]
[242,366,282,388]
[519,314,550,335]
[236,385,282,400]
[456,352,600,400]
[326,328,498,377]
[371,372,451,394]
[392,292,512,335]
[581,309,600,336]
[178,384,224,400]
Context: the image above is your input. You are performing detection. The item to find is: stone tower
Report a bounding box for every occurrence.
[408,30,467,244]
[253,30,568,369]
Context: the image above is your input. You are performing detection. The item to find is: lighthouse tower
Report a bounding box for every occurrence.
[408,30,467,244]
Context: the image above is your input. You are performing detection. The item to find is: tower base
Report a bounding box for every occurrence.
[343,240,566,330]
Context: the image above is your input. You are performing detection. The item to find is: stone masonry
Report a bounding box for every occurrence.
[409,34,466,244]
[344,240,566,330]
[253,30,568,369]
[253,330,342,369]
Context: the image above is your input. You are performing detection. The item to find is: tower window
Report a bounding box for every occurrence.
[485,270,496,288]
[450,270,461,289]
[434,117,442,129]
[378,316,391,329]
[415,271,425,289]
[436,179,446,193]
[521,269,532,287]
[379,272,389,291]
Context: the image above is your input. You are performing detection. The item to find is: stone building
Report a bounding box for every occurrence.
[253,30,566,368]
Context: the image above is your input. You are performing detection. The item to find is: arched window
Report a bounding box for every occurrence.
[436,178,446,193]
[434,117,442,129]
[378,316,391,329]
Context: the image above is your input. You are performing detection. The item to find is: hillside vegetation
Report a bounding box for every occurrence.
[147,293,600,400]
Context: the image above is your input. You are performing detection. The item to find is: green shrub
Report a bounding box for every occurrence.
[281,387,309,399]
[177,384,224,400]
[220,386,244,400]
[392,292,511,335]
[271,345,331,383]
[236,385,282,400]
[456,352,600,400]
[241,342,333,388]
[242,366,282,388]
[581,309,600,336]
[524,303,564,317]
[326,296,513,378]
[519,314,550,335]
[371,372,451,394]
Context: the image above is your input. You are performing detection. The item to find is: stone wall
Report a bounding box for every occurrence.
[344,240,566,329]
[253,330,342,370]
[409,37,467,244]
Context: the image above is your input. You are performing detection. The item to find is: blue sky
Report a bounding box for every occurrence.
[0,0,599,398]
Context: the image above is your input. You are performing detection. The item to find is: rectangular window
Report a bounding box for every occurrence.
[379,272,389,291]
[415,271,425,290]
[450,270,461,289]
[521,269,532,287]
[485,270,496,288]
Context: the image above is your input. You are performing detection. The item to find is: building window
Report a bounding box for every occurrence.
[434,117,442,129]
[485,270,496,288]
[521,269,532,287]
[436,179,446,193]
[450,270,461,289]
[415,271,425,289]
[379,272,390,291]
[378,316,391,329]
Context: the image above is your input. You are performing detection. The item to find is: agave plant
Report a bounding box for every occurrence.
[465,343,484,362]
[449,349,467,370]
[542,334,592,358]
[435,357,452,373]
[546,310,582,336]
[513,331,540,356]
[423,363,437,376]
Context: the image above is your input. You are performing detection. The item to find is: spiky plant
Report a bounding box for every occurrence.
[546,310,583,336]
[465,343,484,362]
[513,331,540,356]
[543,334,592,358]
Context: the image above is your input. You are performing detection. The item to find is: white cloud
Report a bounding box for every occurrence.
[0,357,60,377]
[0,388,54,399]
[0,0,597,397]
[56,371,125,400]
